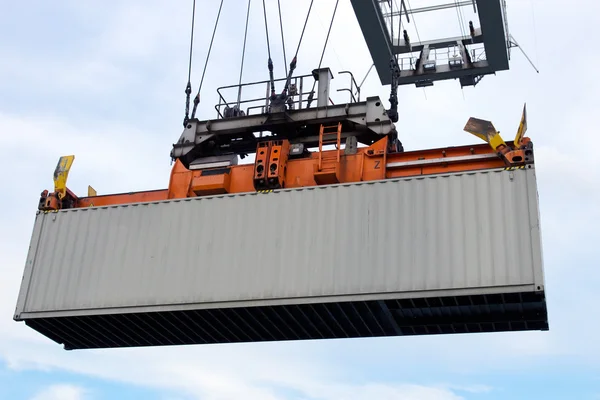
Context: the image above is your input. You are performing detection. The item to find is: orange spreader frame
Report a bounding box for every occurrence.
[43,136,520,210]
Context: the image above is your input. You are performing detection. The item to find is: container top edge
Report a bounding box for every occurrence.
[48,166,533,212]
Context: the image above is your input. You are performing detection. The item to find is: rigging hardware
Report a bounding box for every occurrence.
[267,0,314,113]
[385,0,405,123]
[509,34,540,74]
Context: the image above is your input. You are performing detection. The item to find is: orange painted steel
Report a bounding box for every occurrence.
[76,190,169,208]
[384,141,509,178]
[267,140,289,188]
[318,123,342,171]
[252,140,290,190]
[48,137,523,211]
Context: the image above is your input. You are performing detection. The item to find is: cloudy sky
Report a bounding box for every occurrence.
[1,0,599,399]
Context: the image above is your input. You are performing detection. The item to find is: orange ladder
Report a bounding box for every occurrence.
[318,123,342,171]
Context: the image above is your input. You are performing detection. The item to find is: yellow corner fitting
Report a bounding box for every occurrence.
[53,155,75,199]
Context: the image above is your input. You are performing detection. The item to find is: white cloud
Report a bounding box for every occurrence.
[0,111,173,196]
[0,320,476,400]
[296,382,466,400]
[30,384,88,400]
[445,384,493,394]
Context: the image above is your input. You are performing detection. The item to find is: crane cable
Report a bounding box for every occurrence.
[294,0,314,61]
[389,0,395,59]
[237,0,252,108]
[406,0,422,43]
[316,0,339,74]
[189,0,224,121]
[454,0,467,39]
[262,0,276,95]
[183,0,197,126]
[185,0,314,117]
[387,0,401,122]
[307,0,339,107]
[277,0,288,76]
[276,0,314,101]
[397,0,403,60]
[262,0,272,60]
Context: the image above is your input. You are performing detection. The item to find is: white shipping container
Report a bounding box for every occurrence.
[14,167,548,350]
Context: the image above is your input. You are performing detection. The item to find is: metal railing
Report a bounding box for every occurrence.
[396,42,487,72]
[213,70,360,119]
[469,43,487,62]
[337,71,361,103]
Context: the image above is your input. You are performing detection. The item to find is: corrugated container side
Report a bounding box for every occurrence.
[15,167,544,316]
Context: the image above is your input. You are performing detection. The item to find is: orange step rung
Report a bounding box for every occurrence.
[318,122,342,172]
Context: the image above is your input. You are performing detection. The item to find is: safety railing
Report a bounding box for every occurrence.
[337,71,361,103]
[396,41,487,72]
[468,43,487,62]
[213,70,360,119]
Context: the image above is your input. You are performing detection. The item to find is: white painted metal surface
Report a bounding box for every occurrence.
[14,167,545,320]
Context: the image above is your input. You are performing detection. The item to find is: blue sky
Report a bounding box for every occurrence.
[1,0,600,399]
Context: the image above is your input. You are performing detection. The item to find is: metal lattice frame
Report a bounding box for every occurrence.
[350,0,511,88]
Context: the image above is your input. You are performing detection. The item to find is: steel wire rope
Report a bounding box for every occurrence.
[394,0,402,78]
[190,0,225,120]
[307,0,339,105]
[237,0,252,108]
[183,0,197,125]
[262,0,272,60]
[315,0,339,74]
[396,0,402,61]
[388,0,395,60]
[262,0,277,95]
[277,0,288,76]
[453,0,467,39]
[386,0,400,122]
[294,0,314,60]
[359,63,375,89]
[451,0,467,78]
[405,0,426,99]
[186,0,196,86]
[391,0,401,77]
[276,0,314,101]
[452,0,467,100]
[405,0,421,43]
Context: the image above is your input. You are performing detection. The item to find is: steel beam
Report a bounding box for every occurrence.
[349,0,394,85]
[393,34,484,54]
[475,0,509,71]
[314,68,333,108]
[398,61,492,85]
[351,0,510,85]
[171,97,395,167]
[383,0,473,17]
